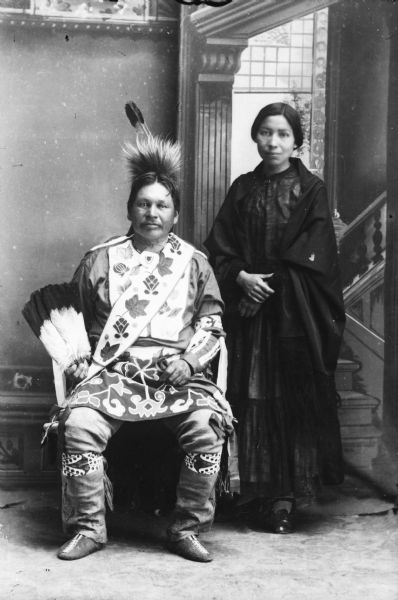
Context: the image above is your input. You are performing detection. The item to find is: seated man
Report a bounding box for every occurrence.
[56,135,233,563]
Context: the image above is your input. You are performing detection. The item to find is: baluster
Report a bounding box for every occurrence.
[372,208,383,264]
[356,224,370,277]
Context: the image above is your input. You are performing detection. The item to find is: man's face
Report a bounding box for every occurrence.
[128,182,179,245]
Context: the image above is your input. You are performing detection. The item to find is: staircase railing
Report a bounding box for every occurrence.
[339,191,387,290]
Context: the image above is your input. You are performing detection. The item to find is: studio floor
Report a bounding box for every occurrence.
[1,472,398,600]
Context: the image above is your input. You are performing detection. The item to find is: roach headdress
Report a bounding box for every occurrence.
[124,100,181,187]
[123,134,181,188]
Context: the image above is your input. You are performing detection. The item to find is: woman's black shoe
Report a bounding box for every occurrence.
[269,508,294,534]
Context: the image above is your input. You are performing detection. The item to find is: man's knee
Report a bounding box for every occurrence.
[63,407,114,453]
[174,409,225,455]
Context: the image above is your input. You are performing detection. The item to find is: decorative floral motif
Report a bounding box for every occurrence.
[12,372,32,391]
[125,294,149,317]
[123,357,160,382]
[117,245,134,260]
[69,367,226,424]
[168,234,182,255]
[143,274,159,295]
[100,341,120,362]
[128,393,168,419]
[113,262,129,276]
[71,389,101,409]
[158,383,179,395]
[113,317,129,339]
[158,253,173,276]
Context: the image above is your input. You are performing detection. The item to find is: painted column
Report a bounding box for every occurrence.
[194,42,245,247]
[176,7,246,246]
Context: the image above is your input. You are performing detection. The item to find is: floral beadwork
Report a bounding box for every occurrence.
[143,274,160,295]
[113,317,129,339]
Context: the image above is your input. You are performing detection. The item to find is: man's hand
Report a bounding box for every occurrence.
[159,359,191,387]
[65,359,89,386]
[236,271,274,302]
[238,297,263,318]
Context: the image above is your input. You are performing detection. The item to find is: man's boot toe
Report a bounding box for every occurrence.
[57,533,103,560]
[167,535,213,563]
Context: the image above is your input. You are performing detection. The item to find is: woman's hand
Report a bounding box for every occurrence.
[236,271,275,302]
[159,359,192,387]
[238,297,263,318]
[65,359,89,386]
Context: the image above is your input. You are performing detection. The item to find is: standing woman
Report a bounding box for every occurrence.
[204,103,345,533]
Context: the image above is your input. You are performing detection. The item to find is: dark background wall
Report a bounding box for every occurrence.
[333,0,389,223]
[0,22,179,367]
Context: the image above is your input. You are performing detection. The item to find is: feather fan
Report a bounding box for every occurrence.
[22,283,91,372]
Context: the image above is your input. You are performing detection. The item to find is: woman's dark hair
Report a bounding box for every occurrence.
[250,102,304,148]
[127,172,180,215]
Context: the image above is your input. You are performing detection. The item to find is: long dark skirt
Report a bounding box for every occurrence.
[225,308,343,500]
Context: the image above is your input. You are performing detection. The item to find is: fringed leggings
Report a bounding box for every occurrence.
[61,407,225,543]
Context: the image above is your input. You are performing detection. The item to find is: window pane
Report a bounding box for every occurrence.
[251,76,264,88]
[277,62,289,76]
[291,48,303,62]
[264,76,276,88]
[265,47,277,61]
[289,77,300,89]
[239,61,250,75]
[290,62,302,76]
[276,76,289,88]
[278,48,290,62]
[291,34,304,47]
[304,19,313,33]
[240,47,250,61]
[266,62,277,75]
[291,20,303,33]
[251,46,265,61]
[251,62,264,75]
[234,75,250,88]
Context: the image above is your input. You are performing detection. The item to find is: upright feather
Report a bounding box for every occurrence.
[125,100,152,139]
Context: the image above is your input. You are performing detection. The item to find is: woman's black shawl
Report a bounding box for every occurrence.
[204,158,346,484]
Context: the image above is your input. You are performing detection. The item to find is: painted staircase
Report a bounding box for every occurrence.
[335,190,386,472]
[336,358,382,471]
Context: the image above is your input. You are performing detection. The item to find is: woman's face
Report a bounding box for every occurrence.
[255,114,295,174]
[128,182,179,246]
